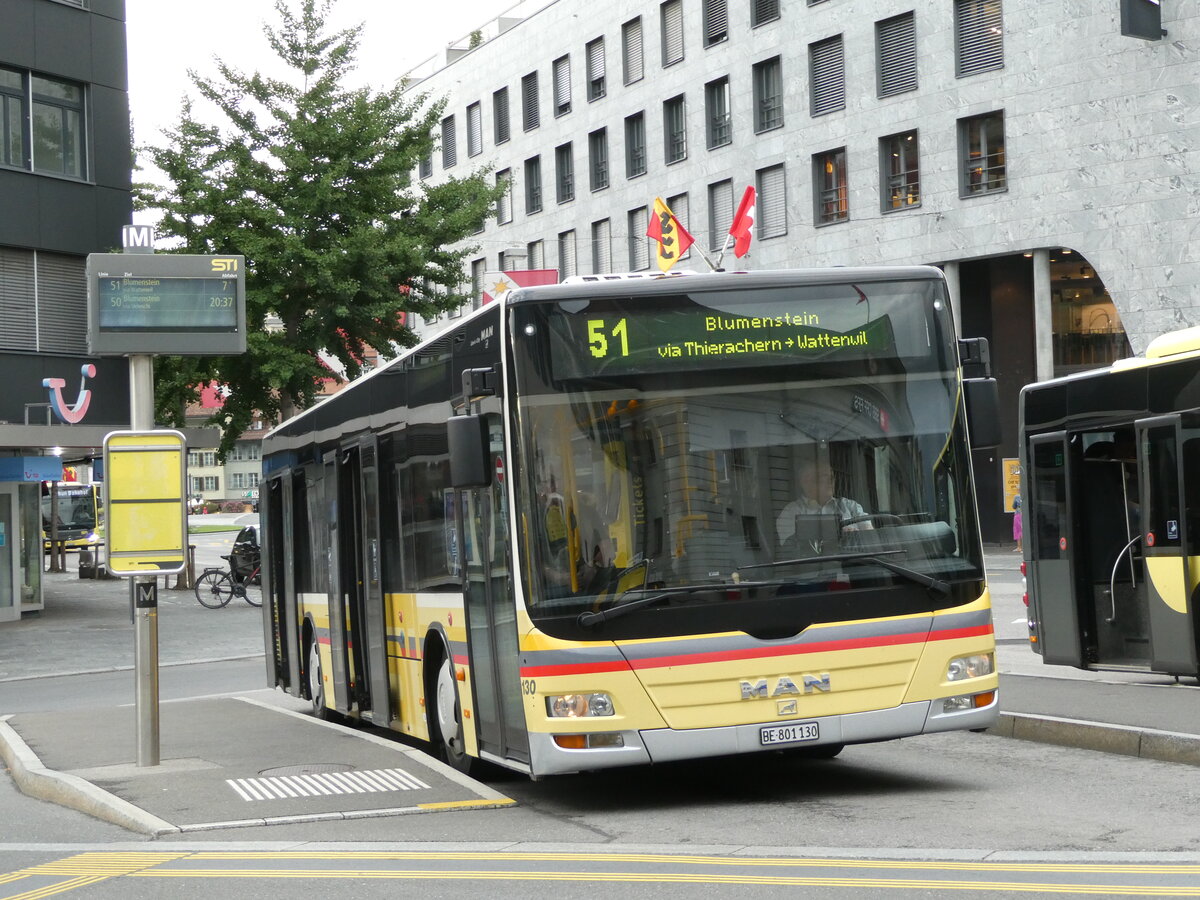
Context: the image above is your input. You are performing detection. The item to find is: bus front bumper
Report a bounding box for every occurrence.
[528,694,999,776]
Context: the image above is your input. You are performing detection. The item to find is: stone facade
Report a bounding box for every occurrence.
[407,0,1198,355]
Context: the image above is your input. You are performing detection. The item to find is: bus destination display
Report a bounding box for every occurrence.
[97,275,239,332]
[549,303,896,378]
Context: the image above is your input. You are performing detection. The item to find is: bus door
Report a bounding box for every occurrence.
[263,473,300,692]
[1136,415,1200,674]
[459,413,530,765]
[1027,432,1085,666]
[323,452,353,714]
[357,438,394,726]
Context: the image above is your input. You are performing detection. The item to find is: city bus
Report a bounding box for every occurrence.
[261,267,1002,777]
[41,482,103,552]
[1020,324,1200,677]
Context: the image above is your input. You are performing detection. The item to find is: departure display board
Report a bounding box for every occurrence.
[97,276,239,332]
[546,300,898,379]
[87,253,247,355]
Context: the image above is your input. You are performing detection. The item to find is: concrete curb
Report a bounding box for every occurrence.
[990,711,1200,767]
[0,715,179,836]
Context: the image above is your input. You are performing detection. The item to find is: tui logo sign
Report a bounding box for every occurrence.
[42,364,96,424]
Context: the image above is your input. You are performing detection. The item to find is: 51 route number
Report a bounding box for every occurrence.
[587,318,629,358]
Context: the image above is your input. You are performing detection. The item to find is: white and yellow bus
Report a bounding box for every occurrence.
[260,267,1001,777]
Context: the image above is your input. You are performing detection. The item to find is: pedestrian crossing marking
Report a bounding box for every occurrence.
[226,767,430,801]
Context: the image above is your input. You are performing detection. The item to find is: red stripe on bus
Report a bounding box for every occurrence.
[519,623,993,678]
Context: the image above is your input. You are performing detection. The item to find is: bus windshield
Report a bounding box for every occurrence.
[509,277,983,639]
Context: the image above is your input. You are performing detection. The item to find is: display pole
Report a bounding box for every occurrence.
[129,353,159,767]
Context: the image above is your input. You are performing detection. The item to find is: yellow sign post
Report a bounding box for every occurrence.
[103,430,187,575]
[1002,457,1022,513]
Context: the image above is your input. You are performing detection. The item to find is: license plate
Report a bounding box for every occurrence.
[759,721,819,746]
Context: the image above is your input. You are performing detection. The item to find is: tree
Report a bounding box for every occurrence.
[137,0,503,453]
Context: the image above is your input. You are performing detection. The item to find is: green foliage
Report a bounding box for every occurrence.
[137,0,504,455]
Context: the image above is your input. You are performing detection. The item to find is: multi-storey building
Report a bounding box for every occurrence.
[0,0,133,618]
[405,0,1194,540]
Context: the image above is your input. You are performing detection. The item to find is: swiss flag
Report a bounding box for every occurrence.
[729,186,756,258]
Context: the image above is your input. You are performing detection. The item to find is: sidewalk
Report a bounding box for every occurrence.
[0,548,1197,836]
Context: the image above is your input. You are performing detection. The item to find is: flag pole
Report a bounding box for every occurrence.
[714,233,733,271]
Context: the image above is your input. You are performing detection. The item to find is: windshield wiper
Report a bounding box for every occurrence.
[577,581,770,628]
[739,550,950,597]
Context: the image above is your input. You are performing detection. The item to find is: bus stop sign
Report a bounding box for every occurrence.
[103,430,187,575]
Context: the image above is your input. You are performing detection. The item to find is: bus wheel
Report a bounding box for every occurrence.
[307,637,331,720]
[434,657,474,774]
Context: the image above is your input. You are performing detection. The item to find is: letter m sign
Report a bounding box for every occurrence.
[121,225,155,253]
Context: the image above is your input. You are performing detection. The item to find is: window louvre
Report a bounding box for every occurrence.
[493,87,510,143]
[0,247,35,352]
[441,115,457,168]
[628,207,650,270]
[558,230,577,278]
[496,169,512,224]
[708,180,734,251]
[877,12,917,97]
[527,240,544,269]
[703,0,728,46]
[625,112,647,178]
[525,155,543,214]
[586,38,606,101]
[622,17,644,84]
[955,0,1004,77]
[751,0,780,27]
[466,102,482,156]
[753,56,784,132]
[521,72,540,131]
[756,165,787,239]
[36,252,86,354]
[661,0,684,66]
[553,55,572,116]
[589,128,609,191]
[591,219,612,274]
[809,36,845,116]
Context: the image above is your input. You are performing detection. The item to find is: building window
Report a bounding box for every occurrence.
[814,148,849,225]
[753,56,784,132]
[666,192,691,260]
[703,0,729,46]
[441,115,457,168]
[471,258,485,310]
[663,95,686,164]
[1,68,87,177]
[877,12,917,97]
[466,102,482,157]
[881,130,920,211]
[625,112,647,178]
[527,240,544,269]
[555,142,574,203]
[558,230,577,279]
[552,55,572,116]
[955,0,1004,77]
[959,111,1006,195]
[521,71,540,131]
[588,128,609,191]
[524,155,543,214]
[622,17,645,85]
[661,0,684,67]
[591,219,612,274]
[496,169,512,223]
[705,77,731,149]
[756,164,787,239]
[708,179,734,252]
[809,36,845,116]
[751,0,780,27]
[418,151,432,180]
[628,207,650,270]
[493,87,510,144]
[586,37,606,101]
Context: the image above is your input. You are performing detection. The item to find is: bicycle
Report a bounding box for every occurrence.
[194,553,262,609]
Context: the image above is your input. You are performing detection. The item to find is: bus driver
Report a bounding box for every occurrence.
[776,454,874,547]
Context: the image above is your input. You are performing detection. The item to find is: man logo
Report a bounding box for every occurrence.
[740,674,831,699]
[211,258,239,272]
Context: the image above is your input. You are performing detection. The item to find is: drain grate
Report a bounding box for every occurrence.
[259,763,355,777]
[227,767,431,801]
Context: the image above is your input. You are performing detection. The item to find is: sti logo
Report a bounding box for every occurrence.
[210,258,239,272]
[43,364,96,424]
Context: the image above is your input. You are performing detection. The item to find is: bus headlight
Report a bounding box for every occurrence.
[546,692,615,718]
[946,653,994,681]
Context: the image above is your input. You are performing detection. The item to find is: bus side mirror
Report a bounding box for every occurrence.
[448,414,491,488]
[964,377,1002,449]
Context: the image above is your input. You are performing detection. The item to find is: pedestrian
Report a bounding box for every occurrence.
[1012,494,1023,552]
